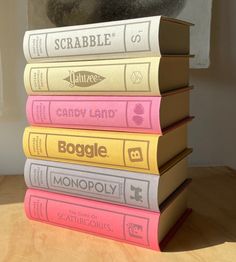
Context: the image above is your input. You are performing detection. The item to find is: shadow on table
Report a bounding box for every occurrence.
[163,164,236,252]
[163,209,236,252]
[0,175,26,205]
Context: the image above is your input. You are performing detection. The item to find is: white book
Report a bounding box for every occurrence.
[23,16,191,63]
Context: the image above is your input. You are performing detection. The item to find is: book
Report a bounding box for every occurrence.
[24,57,189,95]
[24,179,191,250]
[23,16,191,63]
[24,148,192,211]
[23,120,191,174]
[26,88,190,134]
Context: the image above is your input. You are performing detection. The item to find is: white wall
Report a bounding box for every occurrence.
[0,0,27,175]
[189,0,236,168]
[0,0,235,175]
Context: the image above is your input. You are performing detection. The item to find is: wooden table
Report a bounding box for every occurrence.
[0,167,235,262]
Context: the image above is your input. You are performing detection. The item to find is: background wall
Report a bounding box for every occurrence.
[189,0,236,168]
[0,0,235,175]
[0,0,28,175]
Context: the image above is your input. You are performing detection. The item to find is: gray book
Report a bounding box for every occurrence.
[24,149,191,211]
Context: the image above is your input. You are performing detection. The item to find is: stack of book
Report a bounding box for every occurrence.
[22,16,193,251]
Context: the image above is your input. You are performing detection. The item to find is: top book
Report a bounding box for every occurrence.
[23,16,192,63]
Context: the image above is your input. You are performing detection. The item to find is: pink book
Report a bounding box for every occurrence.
[24,179,191,251]
[26,88,190,134]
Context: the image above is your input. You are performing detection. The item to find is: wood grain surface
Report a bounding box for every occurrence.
[0,167,235,262]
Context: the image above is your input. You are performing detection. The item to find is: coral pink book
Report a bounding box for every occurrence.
[26,88,190,134]
[24,179,191,251]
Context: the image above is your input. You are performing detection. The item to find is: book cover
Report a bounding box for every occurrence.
[24,56,189,95]
[24,179,190,250]
[24,148,192,211]
[26,88,190,133]
[23,121,190,174]
[23,16,191,63]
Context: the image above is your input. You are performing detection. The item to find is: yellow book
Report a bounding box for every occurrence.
[23,123,188,174]
[24,56,189,95]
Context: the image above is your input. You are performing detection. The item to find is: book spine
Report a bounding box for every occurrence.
[26,96,161,133]
[23,127,158,174]
[24,58,160,95]
[24,188,160,250]
[24,159,160,211]
[23,16,160,62]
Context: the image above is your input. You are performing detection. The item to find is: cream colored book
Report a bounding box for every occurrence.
[24,56,189,95]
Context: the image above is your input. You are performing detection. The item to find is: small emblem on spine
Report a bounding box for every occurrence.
[128,147,143,162]
[132,103,144,125]
[130,185,143,202]
[130,71,143,84]
[126,223,143,239]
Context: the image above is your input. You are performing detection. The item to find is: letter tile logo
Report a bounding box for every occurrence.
[126,223,143,239]
[128,147,143,162]
[130,185,143,202]
[130,71,143,84]
[64,70,105,88]
[132,103,144,126]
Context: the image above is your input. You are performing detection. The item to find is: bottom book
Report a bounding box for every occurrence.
[24,179,191,251]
